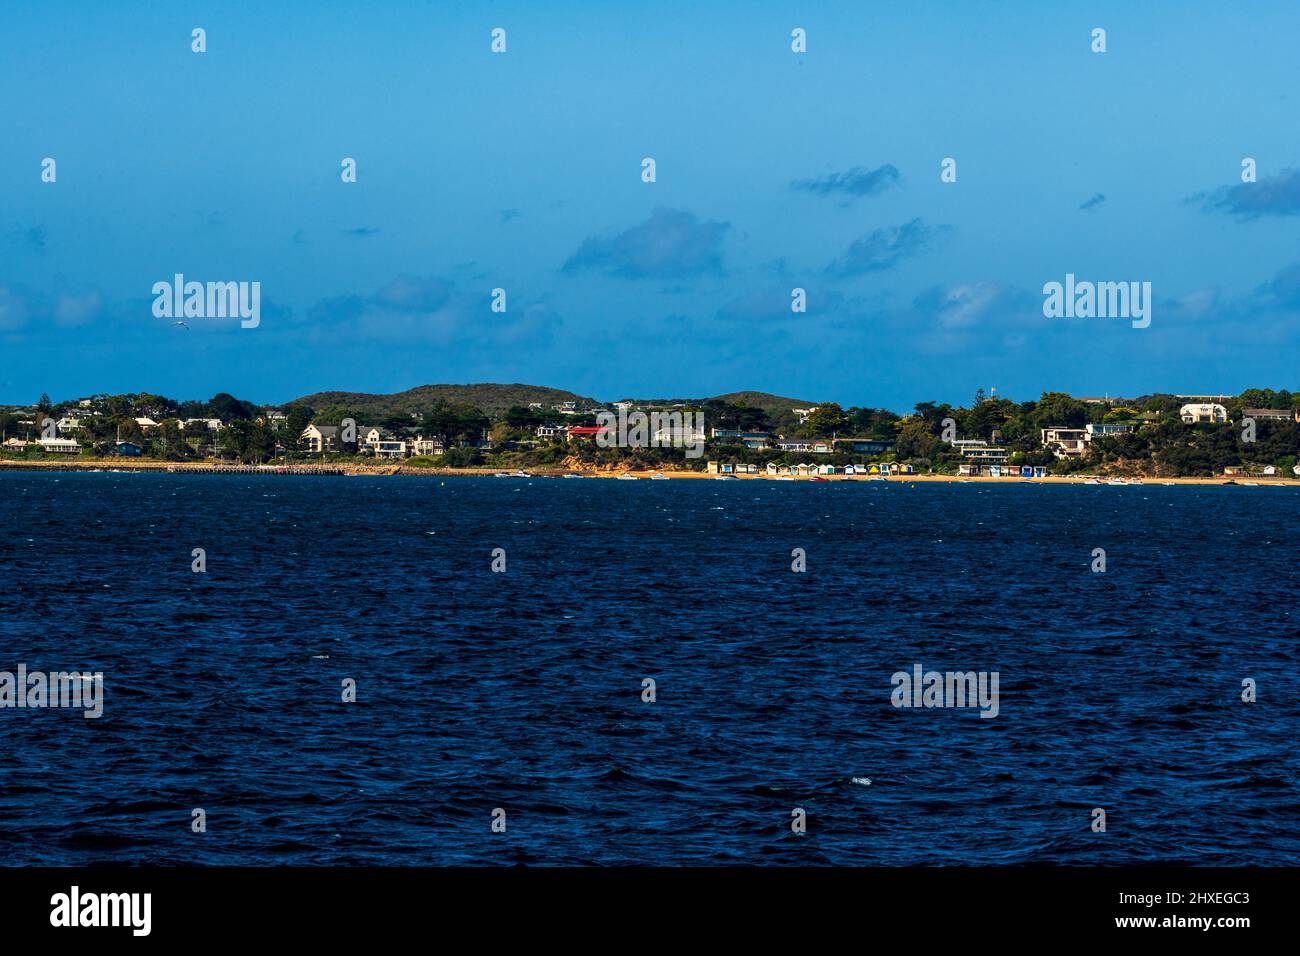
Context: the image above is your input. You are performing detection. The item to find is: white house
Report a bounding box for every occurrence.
[183,418,222,432]
[774,438,813,452]
[369,439,408,459]
[1180,403,1228,424]
[37,437,80,454]
[1241,408,1295,422]
[134,417,160,429]
[652,421,706,445]
[1041,427,1089,458]
[300,424,340,453]
[959,443,1010,463]
[1085,423,1137,438]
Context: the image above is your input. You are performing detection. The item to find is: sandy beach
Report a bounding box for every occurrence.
[1,458,1294,486]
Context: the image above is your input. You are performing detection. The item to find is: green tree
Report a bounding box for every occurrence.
[207,392,256,422]
[283,404,314,449]
[805,403,848,437]
[895,417,936,459]
[422,402,489,451]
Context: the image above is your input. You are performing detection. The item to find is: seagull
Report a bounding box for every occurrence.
[174,320,190,330]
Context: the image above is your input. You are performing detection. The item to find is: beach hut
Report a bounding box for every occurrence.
[989,465,1002,478]
[766,462,779,476]
[817,464,835,476]
[797,462,813,476]
[1021,466,1033,478]
[901,463,915,474]
[844,464,857,476]
[1033,466,1047,478]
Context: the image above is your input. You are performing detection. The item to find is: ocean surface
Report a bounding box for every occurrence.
[1,473,1297,866]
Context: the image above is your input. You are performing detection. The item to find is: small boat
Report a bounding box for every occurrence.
[617,474,638,481]
[1243,481,1260,486]
[810,476,829,482]
[650,473,669,480]
[493,472,512,478]
[1084,478,1101,484]
[776,476,794,481]
[562,473,582,478]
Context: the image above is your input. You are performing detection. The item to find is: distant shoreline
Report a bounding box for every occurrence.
[0,459,1294,486]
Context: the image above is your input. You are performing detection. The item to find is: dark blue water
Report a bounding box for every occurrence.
[1,473,1297,865]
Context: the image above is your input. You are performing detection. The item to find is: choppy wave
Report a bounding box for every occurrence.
[1,474,1297,865]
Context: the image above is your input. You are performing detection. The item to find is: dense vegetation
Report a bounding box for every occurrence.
[2,385,1297,477]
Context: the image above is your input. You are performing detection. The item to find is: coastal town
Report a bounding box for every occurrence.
[2,385,1299,482]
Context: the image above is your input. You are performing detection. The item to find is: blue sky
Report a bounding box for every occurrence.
[3,1,1299,412]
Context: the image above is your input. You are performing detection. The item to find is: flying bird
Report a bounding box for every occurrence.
[174,320,190,330]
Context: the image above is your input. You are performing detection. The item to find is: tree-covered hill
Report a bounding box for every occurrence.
[290,383,600,418]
